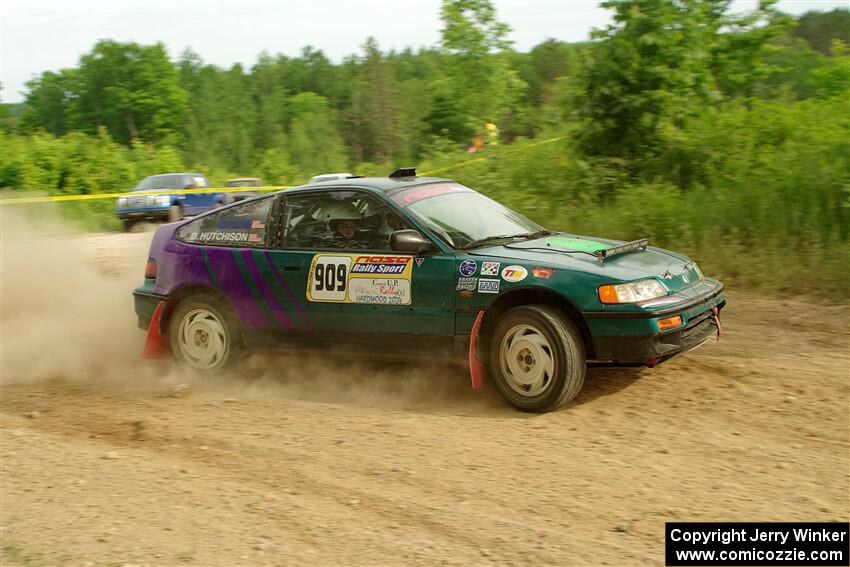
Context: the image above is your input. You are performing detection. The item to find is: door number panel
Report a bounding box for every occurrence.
[307,254,413,305]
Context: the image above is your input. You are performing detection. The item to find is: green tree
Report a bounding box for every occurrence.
[791,8,850,56]
[348,38,396,163]
[438,0,526,141]
[285,92,348,174]
[19,70,77,135]
[571,0,784,181]
[73,40,188,144]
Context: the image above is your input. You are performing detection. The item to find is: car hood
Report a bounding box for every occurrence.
[468,233,700,292]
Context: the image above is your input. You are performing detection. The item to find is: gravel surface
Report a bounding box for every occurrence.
[1,224,848,566]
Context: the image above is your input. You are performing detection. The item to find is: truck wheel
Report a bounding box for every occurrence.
[168,293,241,371]
[168,204,182,223]
[122,219,135,233]
[489,305,586,412]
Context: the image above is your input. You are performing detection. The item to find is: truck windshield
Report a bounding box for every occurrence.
[134,175,208,191]
[134,175,186,191]
[401,186,544,249]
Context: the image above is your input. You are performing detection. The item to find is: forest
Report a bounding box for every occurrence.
[1,0,848,295]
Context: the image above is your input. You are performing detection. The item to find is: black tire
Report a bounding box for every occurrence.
[168,204,182,223]
[122,219,135,232]
[168,293,241,371]
[488,305,586,412]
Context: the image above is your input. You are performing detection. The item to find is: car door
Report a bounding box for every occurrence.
[265,188,457,356]
[180,174,213,216]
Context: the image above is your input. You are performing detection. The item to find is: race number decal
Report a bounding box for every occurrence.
[308,256,351,302]
[307,254,413,304]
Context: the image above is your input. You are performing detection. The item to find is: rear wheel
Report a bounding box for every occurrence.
[122,219,135,232]
[489,305,586,412]
[168,204,182,223]
[168,294,240,371]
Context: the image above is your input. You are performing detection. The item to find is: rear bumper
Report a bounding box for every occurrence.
[134,288,169,330]
[585,281,726,365]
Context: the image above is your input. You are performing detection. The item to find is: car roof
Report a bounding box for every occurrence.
[146,172,206,178]
[285,175,454,195]
[227,177,260,182]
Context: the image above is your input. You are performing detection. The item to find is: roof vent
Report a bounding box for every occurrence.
[389,167,417,179]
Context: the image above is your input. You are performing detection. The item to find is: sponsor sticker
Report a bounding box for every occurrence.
[199,231,251,242]
[501,265,528,282]
[480,261,500,276]
[414,257,425,267]
[350,255,412,275]
[456,277,477,291]
[478,278,500,294]
[348,278,410,305]
[459,259,477,277]
[307,254,413,304]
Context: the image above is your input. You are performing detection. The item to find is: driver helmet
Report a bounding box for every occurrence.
[319,201,361,224]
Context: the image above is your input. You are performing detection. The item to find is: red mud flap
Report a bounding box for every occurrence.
[141,301,169,359]
[469,310,486,389]
[713,306,722,340]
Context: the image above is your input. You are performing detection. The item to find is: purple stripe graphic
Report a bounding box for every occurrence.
[214,248,266,327]
[263,250,314,331]
[241,249,294,329]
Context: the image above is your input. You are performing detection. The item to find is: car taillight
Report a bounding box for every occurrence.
[145,258,157,279]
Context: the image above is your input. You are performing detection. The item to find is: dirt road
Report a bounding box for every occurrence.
[1,225,848,566]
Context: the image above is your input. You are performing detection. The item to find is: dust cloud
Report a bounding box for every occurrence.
[0,208,475,407]
[0,208,153,385]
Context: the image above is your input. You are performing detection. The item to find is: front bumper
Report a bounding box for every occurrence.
[584,279,726,365]
[118,206,170,221]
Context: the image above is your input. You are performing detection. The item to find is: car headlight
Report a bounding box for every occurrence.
[598,279,667,304]
[155,195,171,206]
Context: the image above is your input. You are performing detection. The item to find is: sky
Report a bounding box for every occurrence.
[1,0,847,103]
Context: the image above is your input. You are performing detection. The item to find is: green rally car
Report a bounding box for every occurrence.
[135,168,725,412]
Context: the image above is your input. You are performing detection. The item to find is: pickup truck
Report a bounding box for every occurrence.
[116,173,229,231]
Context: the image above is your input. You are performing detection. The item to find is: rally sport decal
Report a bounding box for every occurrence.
[307,254,413,305]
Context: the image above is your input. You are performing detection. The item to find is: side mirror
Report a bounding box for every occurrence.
[390,229,436,254]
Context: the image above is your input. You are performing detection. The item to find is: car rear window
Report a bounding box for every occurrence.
[176,198,273,247]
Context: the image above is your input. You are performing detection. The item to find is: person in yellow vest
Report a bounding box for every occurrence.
[485,122,499,146]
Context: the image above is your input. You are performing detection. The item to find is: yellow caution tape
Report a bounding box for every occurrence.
[0,135,566,206]
[0,186,291,205]
[419,135,566,176]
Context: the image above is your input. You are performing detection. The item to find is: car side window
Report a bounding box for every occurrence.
[176,198,272,247]
[281,190,409,251]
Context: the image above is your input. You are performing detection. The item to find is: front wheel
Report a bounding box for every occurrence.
[489,305,586,412]
[168,294,240,371]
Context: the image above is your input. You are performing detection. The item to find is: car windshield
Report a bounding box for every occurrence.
[398,185,545,249]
